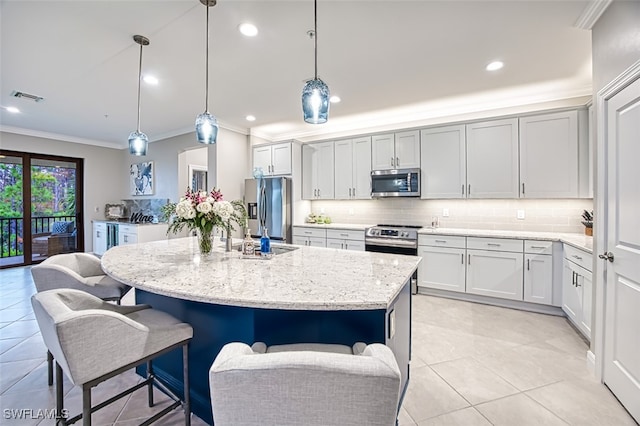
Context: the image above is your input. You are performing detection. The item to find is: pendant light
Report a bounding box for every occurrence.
[128,35,150,156]
[302,0,330,124]
[195,0,219,144]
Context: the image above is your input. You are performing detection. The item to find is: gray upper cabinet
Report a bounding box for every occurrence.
[519,110,578,198]
[371,130,420,170]
[420,125,466,199]
[334,137,372,200]
[253,142,292,176]
[466,118,519,198]
[302,142,335,200]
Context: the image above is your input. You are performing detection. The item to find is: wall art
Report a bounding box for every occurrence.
[130,161,154,195]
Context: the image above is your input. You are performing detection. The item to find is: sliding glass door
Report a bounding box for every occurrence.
[0,150,84,268]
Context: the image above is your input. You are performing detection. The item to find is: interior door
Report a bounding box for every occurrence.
[603,76,640,422]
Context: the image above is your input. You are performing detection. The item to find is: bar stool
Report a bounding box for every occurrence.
[31,288,192,426]
[209,341,401,426]
[31,252,131,386]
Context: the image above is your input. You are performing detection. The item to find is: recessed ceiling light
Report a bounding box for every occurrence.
[486,61,504,71]
[239,23,258,37]
[6,106,20,113]
[246,115,256,122]
[329,95,341,103]
[143,75,159,85]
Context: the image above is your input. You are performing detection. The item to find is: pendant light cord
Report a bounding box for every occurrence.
[314,0,318,80]
[205,3,210,113]
[136,42,143,132]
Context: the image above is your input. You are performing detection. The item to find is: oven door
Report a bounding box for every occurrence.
[365,241,418,294]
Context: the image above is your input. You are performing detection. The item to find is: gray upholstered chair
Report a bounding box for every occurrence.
[209,341,401,426]
[31,288,193,426]
[31,252,131,385]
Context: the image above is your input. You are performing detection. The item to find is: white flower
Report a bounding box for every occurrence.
[213,200,234,221]
[205,196,215,204]
[196,201,213,214]
[176,200,196,219]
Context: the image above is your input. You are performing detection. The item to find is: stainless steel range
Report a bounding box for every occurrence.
[364,224,421,293]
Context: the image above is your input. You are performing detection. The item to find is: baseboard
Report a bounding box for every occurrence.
[587,350,596,377]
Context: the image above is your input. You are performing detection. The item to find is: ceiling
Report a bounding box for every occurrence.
[0,0,594,150]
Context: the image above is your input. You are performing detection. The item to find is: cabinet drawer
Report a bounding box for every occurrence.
[419,235,466,249]
[564,244,592,271]
[467,237,523,253]
[293,227,327,238]
[118,224,137,234]
[326,229,364,241]
[524,240,553,255]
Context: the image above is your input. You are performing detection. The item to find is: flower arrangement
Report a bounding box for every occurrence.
[162,188,246,254]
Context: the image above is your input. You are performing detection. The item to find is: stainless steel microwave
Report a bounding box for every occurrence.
[371,168,421,197]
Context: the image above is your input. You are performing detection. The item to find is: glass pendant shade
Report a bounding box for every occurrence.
[302,78,330,124]
[128,131,148,156]
[195,112,219,144]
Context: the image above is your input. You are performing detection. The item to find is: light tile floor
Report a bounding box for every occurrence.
[0,266,637,425]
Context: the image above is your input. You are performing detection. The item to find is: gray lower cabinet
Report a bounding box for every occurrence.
[292,227,327,247]
[562,245,593,340]
[418,235,466,293]
[523,240,554,305]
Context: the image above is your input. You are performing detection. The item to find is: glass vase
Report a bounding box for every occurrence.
[196,228,214,257]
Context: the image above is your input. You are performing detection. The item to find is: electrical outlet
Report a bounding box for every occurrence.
[517,209,525,220]
[443,208,450,217]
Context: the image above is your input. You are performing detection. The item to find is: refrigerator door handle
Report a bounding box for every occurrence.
[259,182,267,230]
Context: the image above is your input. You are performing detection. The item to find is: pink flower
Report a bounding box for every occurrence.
[210,188,224,202]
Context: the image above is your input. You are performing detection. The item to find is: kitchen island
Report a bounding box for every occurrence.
[101,237,420,424]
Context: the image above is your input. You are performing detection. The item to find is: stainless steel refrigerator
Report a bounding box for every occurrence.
[244,177,292,243]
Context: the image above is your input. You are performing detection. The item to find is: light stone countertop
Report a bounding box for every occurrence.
[101,237,420,311]
[293,223,374,231]
[418,227,593,253]
[92,220,168,227]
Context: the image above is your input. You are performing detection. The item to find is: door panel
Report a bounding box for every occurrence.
[604,76,640,422]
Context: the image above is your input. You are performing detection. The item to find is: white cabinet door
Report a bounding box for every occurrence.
[371,133,396,170]
[579,268,592,338]
[292,236,308,246]
[93,222,107,255]
[421,125,466,199]
[466,118,519,198]
[562,259,582,325]
[466,249,524,300]
[119,231,137,246]
[302,142,334,199]
[271,142,292,175]
[524,253,553,305]
[352,136,372,199]
[334,139,354,200]
[344,240,365,251]
[418,246,466,293]
[395,130,420,169]
[308,237,327,248]
[519,111,578,198]
[253,145,273,176]
[326,238,344,250]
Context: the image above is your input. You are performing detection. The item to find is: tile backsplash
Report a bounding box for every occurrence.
[310,199,594,233]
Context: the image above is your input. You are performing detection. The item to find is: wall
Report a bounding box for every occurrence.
[309,198,593,234]
[0,131,125,251]
[592,1,640,93]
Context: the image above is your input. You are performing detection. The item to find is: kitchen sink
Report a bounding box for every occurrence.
[231,243,299,255]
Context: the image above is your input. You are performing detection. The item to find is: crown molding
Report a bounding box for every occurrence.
[574,0,612,30]
[0,126,122,149]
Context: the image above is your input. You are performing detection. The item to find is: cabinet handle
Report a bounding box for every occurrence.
[96,231,101,237]
[522,183,525,195]
[124,235,128,243]
[572,255,583,261]
[527,259,530,270]
[340,233,349,237]
[462,184,465,195]
[396,157,399,167]
[468,184,471,196]
[318,189,321,197]
[304,231,312,234]
[487,243,501,247]
[461,253,464,264]
[530,245,546,249]
[348,188,352,197]
[435,239,447,243]
[468,254,471,265]
[391,157,394,167]
[352,187,356,197]
[572,271,577,286]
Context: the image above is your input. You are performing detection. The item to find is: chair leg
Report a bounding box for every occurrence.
[48,350,54,386]
[82,385,92,426]
[147,360,154,407]
[183,344,191,426]
[55,362,64,425]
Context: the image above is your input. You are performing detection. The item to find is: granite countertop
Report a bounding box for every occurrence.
[293,223,374,230]
[418,227,593,253]
[92,220,168,227]
[101,237,420,311]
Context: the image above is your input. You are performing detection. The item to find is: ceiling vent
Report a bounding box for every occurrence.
[11,90,44,102]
